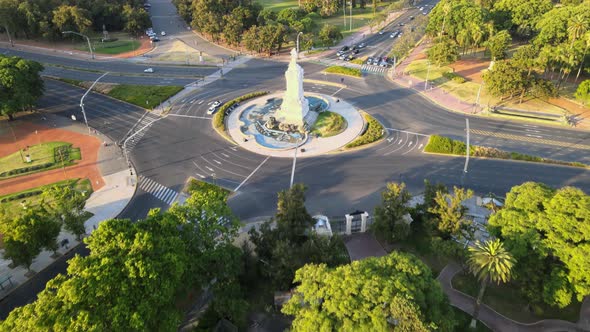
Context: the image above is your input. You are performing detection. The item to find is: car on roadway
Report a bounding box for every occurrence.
[150,36,160,42]
[207,101,222,115]
[419,6,424,11]
[338,53,347,60]
[410,16,414,20]
[398,32,403,38]
[373,57,382,66]
[390,32,398,38]
[144,68,154,73]
[344,54,355,61]
[161,31,166,36]
[211,100,222,108]
[380,57,389,67]
[336,46,350,56]
[366,56,374,65]
[378,30,384,35]
[399,22,405,26]
[358,42,366,48]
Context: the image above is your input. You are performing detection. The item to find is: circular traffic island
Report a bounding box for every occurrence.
[225,92,365,158]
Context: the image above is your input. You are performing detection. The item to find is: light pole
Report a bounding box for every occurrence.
[424,61,431,91]
[343,0,346,30]
[349,1,353,32]
[474,82,483,114]
[80,72,109,133]
[289,137,301,189]
[62,31,94,59]
[296,31,303,55]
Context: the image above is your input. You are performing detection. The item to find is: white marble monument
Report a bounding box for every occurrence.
[275,48,310,128]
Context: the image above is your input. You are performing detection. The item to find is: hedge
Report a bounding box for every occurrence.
[324,66,362,77]
[0,162,55,177]
[213,91,269,131]
[442,72,465,83]
[424,135,588,169]
[345,113,384,148]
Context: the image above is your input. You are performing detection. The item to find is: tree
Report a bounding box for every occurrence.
[484,30,511,60]
[427,37,459,66]
[467,239,515,328]
[373,182,412,242]
[0,206,51,273]
[428,186,473,239]
[43,185,88,240]
[575,79,590,104]
[493,0,552,36]
[52,5,92,34]
[223,6,256,46]
[282,251,458,331]
[0,55,44,120]
[1,185,242,331]
[257,8,276,25]
[122,5,150,36]
[318,24,342,47]
[482,60,527,99]
[275,183,314,242]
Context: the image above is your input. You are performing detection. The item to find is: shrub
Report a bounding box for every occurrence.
[575,80,590,104]
[0,162,55,178]
[473,146,510,159]
[442,72,466,83]
[214,91,269,131]
[345,113,384,148]
[452,76,465,84]
[324,66,362,77]
[424,135,453,153]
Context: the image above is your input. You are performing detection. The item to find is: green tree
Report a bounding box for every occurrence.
[275,183,314,242]
[43,185,88,240]
[0,206,50,273]
[318,24,342,47]
[467,239,515,328]
[484,30,511,60]
[575,79,590,104]
[0,55,44,120]
[122,4,150,36]
[282,251,457,331]
[52,5,92,34]
[373,182,412,243]
[257,8,276,25]
[427,37,460,66]
[428,186,473,239]
[493,0,552,36]
[223,6,255,46]
[482,60,527,99]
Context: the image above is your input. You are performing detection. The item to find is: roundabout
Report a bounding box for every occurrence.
[225,49,365,157]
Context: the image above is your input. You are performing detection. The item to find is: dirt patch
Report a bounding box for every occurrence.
[450,57,490,83]
[0,121,104,196]
[79,82,118,94]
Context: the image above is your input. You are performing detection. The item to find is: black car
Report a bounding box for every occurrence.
[336,46,350,56]
[352,49,360,54]
[344,54,355,61]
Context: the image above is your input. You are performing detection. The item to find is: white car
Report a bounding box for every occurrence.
[144,68,154,73]
[211,100,221,107]
[207,105,218,115]
[161,31,166,36]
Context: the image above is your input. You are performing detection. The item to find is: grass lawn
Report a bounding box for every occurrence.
[107,85,184,109]
[256,0,392,38]
[345,112,384,148]
[185,177,231,196]
[407,59,570,116]
[77,39,141,55]
[0,178,93,219]
[324,65,362,77]
[0,142,81,179]
[452,272,582,323]
[311,111,347,137]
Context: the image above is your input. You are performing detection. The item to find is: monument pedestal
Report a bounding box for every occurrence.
[274,48,310,130]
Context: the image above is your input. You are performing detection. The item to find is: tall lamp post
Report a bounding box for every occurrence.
[296,31,303,55]
[62,31,94,59]
[80,72,109,133]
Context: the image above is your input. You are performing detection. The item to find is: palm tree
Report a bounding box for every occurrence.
[575,31,590,82]
[467,239,515,329]
[568,14,588,47]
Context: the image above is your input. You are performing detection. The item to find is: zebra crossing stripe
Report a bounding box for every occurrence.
[138,176,179,205]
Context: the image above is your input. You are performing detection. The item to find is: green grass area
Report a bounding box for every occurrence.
[424,135,588,169]
[185,177,231,196]
[406,59,569,115]
[0,178,93,219]
[452,307,492,332]
[311,111,347,137]
[345,112,384,148]
[107,85,183,109]
[324,65,362,77]
[0,142,81,179]
[77,39,141,55]
[452,272,582,323]
[56,77,83,86]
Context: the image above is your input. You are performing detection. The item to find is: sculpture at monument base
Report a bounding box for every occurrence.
[274,48,310,131]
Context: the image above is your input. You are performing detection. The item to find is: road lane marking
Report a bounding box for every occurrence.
[213,159,222,165]
[470,129,590,150]
[234,156,270,192]
[167,114,212,120]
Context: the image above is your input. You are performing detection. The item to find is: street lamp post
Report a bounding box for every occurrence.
[62,31,95,59]
[296,31,303,55]
[343,0,346,30]
[349,1,353,32]
[424,61,431,91]
[80,72,109,133]
[289,138,301,189]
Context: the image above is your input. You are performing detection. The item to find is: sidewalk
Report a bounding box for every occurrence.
[388,41,590,130]
[438,263,589,332]
[0,113,136,301]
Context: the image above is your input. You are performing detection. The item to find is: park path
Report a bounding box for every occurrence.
[438,263,589,332]
[0,119,104,196]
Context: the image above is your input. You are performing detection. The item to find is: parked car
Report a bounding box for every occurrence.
[409,16,415,20]
[161,31,166,36]
[373,57,382,66]
[144,68,154,73]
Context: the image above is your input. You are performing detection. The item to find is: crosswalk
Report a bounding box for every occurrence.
[361,64,389,75]
[138,175,179,205]
[123,113,160,151]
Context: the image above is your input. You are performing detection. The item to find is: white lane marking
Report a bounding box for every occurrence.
[385,128,430,137]
[402,138,418,155]
[234,156,270,192]
[384,132,410,155]
[213,159,222,165]
[205,166,214,172]
[221,153,230,158]
[196,173,206,179]
[523,124,539,128]
[419,144,424,149]
[167,114,212,120]
[198,100,204,104]
[524,129,541,133]
[526,134,543,138]
[331,86,345,96]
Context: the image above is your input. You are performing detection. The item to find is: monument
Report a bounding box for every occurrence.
[274,48,310,130]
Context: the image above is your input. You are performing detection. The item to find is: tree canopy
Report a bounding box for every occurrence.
[0,55,44,120]
[282,251,457,331]
[488,182,590,307]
